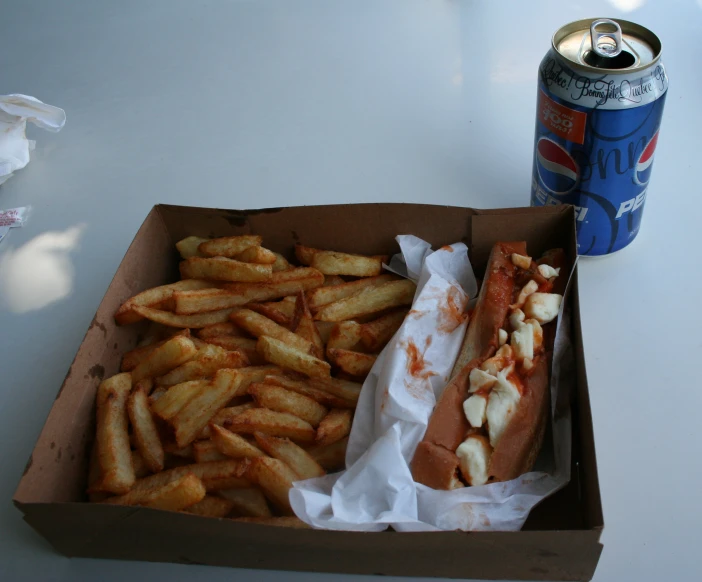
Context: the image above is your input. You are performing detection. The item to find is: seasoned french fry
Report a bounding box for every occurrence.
[128,385,165,473]
[232,309,313,354]
[184,495,236,518]
[150,380,207,421]
[204,336,256,352]
[314,279,416,322]
[248,299,296,327]
[262,375,355,409]
[143,473,206,511]
[244,457,299,514]
[115,280,213,325]
[305,274,396,311]
[253,433,325,480]
[149,386,168,401]
[248,382,327,427]
[232,516,311,528]
[131,336,198,384]
[176,236,210,259]
[271,252,291,272]
[193,439,229,463]
[311,250,386,277]
[323,275,345,287]
[105,460,250,504]
[326,348,377,378]
[327,321,363,351]
[163,441,195,460]
[155,344,248,387]
[360,308,408,352]
[172,368,275,447]
[133,305,237,329]
[180,257,272,282]
[197,322,245,339]
[316,409,353,446]
[87,444,109,502]
[306,376,362,405]
[198,235,262,258]
[90,373,134,494]
[292,292,324,358]
[218,487,272,517]
[314,321,336,345]
[257,336,330,379]
[174,289,250,314]
[131,450,151,478]
[210,425,266,459]
[294,244,318,265]
[133,378,154,395]
[305,436,349,472]
[225,408,316,443]
[198,402,257,439]
[235,246,277,265]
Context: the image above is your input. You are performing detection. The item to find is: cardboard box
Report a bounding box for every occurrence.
[13,203,603,581]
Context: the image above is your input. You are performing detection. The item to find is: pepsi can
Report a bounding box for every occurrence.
[530,18,668,255]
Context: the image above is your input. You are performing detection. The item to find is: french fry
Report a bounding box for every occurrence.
[172,368,274,447]
[133,378,154,395]
[120,329,190,372]
[197,322,244,339]
[294,244,318,265]
[150,380,207,421]
[193,439,229,463]
[91,373,134,494]
[163,441,195,460]
[323,275,345,287]
[143,473,206,511]
[225,408,316,443]
[314,321,336,344]
[271,252,290,272]
[360,308,408,352]
[198,402,257,439]
[292,292,324,358]
[311,250,386,277]
[248,300,296,327]
[115,280,213,325]
[87,444,109,502]
[244,457,299,514]
[262,375,356,409]
[231,309,313,354]
[218,487,272,517]
[198,235,262,258]
[326,348,377,378]
[306,376,363,405]
[210,425,266,459]
[176,235,210,259]
[132,305,237,329]
[131,450,151,478]
[180,257,272,282]
[105,460,250,504]
[314,279,416,322]
[257,336,330,379]
[235,245,277,265]
[232,516,311,528]
[184,495,236,518]
[327,321,363,351]
[155,344,248,387]
[305,274,396,311]
[128,384,165,473]
[253,433,325,480]
[204,336,257,352]
[173,289,250,314]
[305,436,349,472]
[316,409,353,447]
[149,386,168,401]
[131,336,198,384]
[248,382,327,427]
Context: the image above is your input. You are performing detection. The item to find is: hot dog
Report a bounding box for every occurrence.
[411,242,567,490]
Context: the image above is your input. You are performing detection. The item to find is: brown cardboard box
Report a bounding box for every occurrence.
[13,203,603,581]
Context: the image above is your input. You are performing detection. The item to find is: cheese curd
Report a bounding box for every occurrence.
[456,435,492,486]
[511,253,532,269]
[537,264,560,279]
[463,394,487,428]
[513,280,539,308]
[524,292,562,324]
[469,368,498,393]
[480,344,513,375]
[486,364,521,447]
[509,308,525,329]
[511,322,535,361]
[498,328,508,346]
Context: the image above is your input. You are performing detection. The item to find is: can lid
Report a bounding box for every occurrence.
[553,18,662,73]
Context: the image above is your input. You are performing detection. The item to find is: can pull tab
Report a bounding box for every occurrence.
[590,19,623,58]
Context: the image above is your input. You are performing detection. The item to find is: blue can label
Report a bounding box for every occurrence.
[530,50,668,255]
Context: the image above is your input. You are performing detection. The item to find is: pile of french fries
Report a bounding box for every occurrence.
[88,234,416,527]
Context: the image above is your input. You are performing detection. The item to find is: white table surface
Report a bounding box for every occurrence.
[1,1,699,581]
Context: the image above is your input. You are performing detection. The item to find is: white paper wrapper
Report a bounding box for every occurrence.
[290,236,576,531]
[0,94,66,186]
[0,206,31,245]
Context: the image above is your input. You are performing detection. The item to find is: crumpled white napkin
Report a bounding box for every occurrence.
[0,94,66,185]
[290,235,575,531]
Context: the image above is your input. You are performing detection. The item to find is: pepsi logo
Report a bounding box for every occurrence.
[634,131,659,186]
[536,138,579,195]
